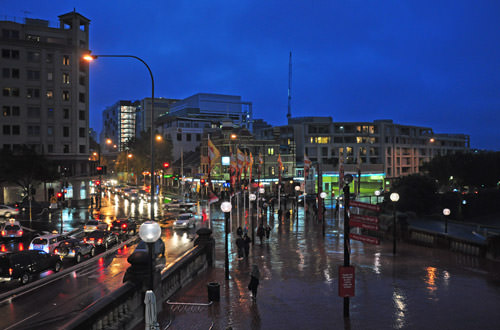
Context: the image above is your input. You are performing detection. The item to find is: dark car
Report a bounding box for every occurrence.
[53,238,96,263]
[83,230,119,249]
[0,250,62,285]
[110,219,137,237]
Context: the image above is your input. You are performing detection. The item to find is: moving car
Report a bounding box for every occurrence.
[1,219,23,239]
[173,213,196,229]
[29,233,73,254]
[134,239,165,258]
[0,250,62,285]
[53,238,95,263]
[0,205,19,218]
[110,219,137,237]
[83,219,108,233]
[83,230,119,249]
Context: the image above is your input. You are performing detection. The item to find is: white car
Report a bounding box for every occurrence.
[1,219,23,239]
[173,213,196,229]
[83,220,108,233]
[29,233,73,254]
[0,205,19,218]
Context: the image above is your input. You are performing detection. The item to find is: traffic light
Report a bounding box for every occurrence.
[56,192,63,201]
[200,179,205,185]
[163,162,170,169]
[96,166,103,174]
[95,180,101,186]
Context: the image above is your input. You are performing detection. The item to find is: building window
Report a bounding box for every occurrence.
[63,127,69,137]
[46,90,53,99]
[12,125,20,135]
[79,75,85,85]
[27,88,40,99]
[46,53,53,64]
[63,55,70,66]
[47,72,53,81]
[27,51,41,63]
[267,147,274,155]
[79,145,86,153]
[79,110,85,120]
[79,93,85,102]
[48,108,54,119]
[3,126,10,135]
[27,70,40,80]
[186,133,191,141]
[2,68,9,78]
[47,144,54,153]
[47,126,54,137]
[12,68,19,78]
[63,145,69,153]
[3,87,20,97]
[196,134,201,141]
[63,108,69,119]
[26,34,40,42]
[62,91,70,101]
[63,73,70,84]
[27,125,40,136]
[177,133,182,141]
[79,127,85,138]
[2,106,10,116]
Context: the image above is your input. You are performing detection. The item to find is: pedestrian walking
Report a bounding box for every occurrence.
[243,233,251,257]
[265,225,271,239]
[236,226,243,237]
[335,199,340,219]
[257,225,265,244]
[248,264,260,301]
[236,235,245,260]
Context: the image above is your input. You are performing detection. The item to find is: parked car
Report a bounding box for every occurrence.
[134,239,165,258]
[0,250,62,285]
[0,205,19,218]
[0,219,23,239]
[83,219,108,233]
[110,219,137,237]
[53,238,95,263]
[173,213,196,229]
[29,233,73,254]
[83,230,119,249]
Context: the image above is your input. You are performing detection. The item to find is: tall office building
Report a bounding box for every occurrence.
[101,100,136,151]
[0,11,91,176]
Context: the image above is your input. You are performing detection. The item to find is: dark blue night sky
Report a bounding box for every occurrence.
[4,1,500,150]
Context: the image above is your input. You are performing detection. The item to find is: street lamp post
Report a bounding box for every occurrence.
[249,193,256,244]
[84,53,156,221]
[221,201,232,280]
[320,191,327,236]
[443,208,450,234]
[138,221,161,330]
[390,192,400,255]
[295,185,300,225]
[259,187,265,226]
[342,174,353,318]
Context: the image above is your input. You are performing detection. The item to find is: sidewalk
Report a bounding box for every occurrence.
[136,212,500,330]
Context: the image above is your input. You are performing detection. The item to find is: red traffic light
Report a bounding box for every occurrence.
[56,192,63,198]
[200,179,205,184]
[95,180,101,186]
[163,162,170,168]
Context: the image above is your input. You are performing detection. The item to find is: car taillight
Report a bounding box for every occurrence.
[83,238,87,243]
[19,231,23,236]
[9,268,13,276]
[54,248,58,254]
[97,238,103,244]
[1,231,4,236]
[122,224,127,229]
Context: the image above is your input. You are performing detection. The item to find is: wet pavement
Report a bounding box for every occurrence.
[144,208,500,330]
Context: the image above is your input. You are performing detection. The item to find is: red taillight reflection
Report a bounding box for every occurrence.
[9,268,13,276]
[1,231,4,236]
[18,243,24,251]
[122,224,127,229]
[19,231,23,236]
[83,238,87,243]
[0,245,6,252]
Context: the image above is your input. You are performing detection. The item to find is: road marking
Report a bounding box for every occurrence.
[4,312,40,330]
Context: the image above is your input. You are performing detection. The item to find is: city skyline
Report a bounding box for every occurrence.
[3,0,500,150]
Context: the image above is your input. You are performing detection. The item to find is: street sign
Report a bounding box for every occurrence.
[338,266,355,297]
[350,220,379,231]
[350,214,379,224]
[349,201,380,212]
[350,233,380,245]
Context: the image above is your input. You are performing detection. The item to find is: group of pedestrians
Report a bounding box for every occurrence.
[235,227,252,260]
[256,224,271,244]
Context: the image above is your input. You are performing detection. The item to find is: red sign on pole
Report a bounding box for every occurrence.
[350,213,379,224]
[338,266,355,297]
[350,220,379,231]
[350,233,380,245]
[349,201,380,212]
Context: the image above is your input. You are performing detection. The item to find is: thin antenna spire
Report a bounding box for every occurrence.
[287,51,292,120]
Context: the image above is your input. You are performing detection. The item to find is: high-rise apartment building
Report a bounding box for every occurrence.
[0,11,91,176]
[102,100,136,151]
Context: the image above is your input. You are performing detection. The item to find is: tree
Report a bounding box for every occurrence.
[0,146,60,201]
[391,174,438,215]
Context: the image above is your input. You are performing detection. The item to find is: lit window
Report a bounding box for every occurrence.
[63,73,70,84]
[46,90,53,99]
[63,55,70,66]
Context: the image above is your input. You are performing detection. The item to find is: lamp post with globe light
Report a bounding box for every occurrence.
[138,221,162,330]
[221,201,232,280]
[443,208,451,234]
[295,185,300,224]
[249,193,256,244]
[390,192,400,255]
[320,191,327,236]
